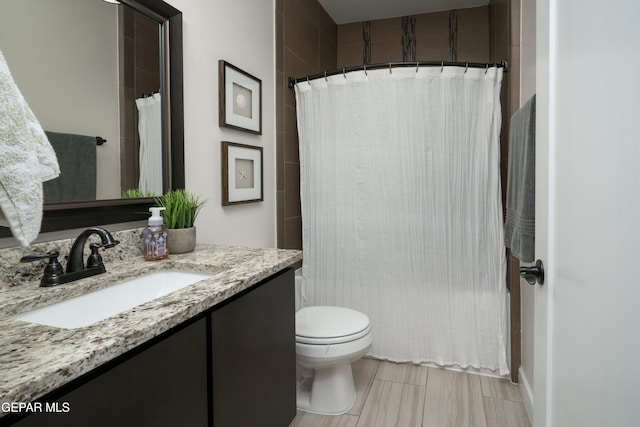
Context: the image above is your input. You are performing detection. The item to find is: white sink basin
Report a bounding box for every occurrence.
[12,270,212,329]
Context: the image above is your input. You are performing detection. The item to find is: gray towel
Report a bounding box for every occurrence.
[504,95,536,262]
[43,131,97,203]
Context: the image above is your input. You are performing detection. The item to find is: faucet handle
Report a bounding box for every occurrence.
[86,244,104,269]
[20,251,64,286]
[20,251,60,264]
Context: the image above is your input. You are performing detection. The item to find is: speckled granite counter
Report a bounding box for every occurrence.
[0,244,302,417]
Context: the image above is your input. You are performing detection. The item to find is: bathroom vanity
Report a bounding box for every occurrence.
[0,243,301,427]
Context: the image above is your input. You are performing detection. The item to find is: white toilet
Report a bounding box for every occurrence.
[295,306,372,415]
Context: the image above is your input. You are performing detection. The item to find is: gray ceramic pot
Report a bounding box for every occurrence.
[167,227,196,254]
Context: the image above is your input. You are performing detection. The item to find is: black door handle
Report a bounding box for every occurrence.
[520,259,544,285]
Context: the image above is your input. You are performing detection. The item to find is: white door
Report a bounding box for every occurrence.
[534,1,640,426]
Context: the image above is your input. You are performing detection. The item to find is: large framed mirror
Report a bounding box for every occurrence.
[0,0,183,238]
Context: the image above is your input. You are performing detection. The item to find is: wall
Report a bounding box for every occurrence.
[0,0,120,200]
[167,0,277,248]
[337,6,490,66]
[276,0,337,251]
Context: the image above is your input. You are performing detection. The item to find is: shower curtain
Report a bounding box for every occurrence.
[136,93,163,195]
[295,66,508,375]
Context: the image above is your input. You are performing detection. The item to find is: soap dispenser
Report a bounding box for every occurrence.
[143,207,169,261]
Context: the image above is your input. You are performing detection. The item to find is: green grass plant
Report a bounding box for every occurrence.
[122,188,157,199]
[155,189,206,229]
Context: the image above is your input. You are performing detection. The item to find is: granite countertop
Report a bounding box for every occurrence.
[0,244,302,416]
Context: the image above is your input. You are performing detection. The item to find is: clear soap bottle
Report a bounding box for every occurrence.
[143,207,169,261]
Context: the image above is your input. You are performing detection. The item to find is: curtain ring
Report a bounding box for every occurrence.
[389,63,392,74]
[485,64,489,74]
[307,75,310,86]
[343,67,347,79]
[416,61,419,73]
[465,62,468,73]
[364,64,367,76]
[441,61,444,73]
[324,71,328,82]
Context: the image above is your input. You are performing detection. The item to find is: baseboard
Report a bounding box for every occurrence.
[518,366,534,425]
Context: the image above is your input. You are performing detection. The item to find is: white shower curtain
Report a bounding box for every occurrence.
[295,66,508,375]
[136,93,163,195]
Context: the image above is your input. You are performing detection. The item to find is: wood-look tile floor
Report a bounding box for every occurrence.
[289,358,531,427]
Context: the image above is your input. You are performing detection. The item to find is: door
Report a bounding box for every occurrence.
[534,1,640,426]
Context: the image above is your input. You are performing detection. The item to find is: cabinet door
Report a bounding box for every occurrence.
[14,318,208,427]
[211,269,296,427]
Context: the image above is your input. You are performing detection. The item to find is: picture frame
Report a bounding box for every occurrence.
[218,60,262,134]
[221,141,263,205]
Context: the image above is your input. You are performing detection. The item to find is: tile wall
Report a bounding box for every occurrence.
[275,0,337,254]
[337,6,491,67]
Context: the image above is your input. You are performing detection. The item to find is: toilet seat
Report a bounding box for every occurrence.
[296,306,371,345]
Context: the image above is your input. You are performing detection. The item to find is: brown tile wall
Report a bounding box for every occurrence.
[276,0,337,253]
[414,11,450,61]
[337,6,490,67]
[457,7,491,62]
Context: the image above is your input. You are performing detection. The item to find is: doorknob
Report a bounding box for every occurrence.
[520,259,544,285]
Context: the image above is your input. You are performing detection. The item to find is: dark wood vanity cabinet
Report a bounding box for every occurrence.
[11,318,209,427]
[211,268,296,427]
[7,268,296,427]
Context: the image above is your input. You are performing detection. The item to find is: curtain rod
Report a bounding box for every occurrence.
[288,59,508,89]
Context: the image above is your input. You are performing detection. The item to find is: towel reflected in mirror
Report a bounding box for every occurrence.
[43,131,97,203]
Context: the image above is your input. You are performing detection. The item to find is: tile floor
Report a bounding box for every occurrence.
[290,358,531,427]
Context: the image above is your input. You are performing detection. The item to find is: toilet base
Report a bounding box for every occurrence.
[296,361,356,415]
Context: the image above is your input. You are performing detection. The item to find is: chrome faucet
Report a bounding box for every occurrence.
[20,227,120,287]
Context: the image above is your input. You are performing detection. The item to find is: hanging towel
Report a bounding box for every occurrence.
[0,49,60,246]
[43,131,96,203]
[504,95,536,262]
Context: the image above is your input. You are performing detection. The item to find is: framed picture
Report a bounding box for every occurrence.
[221,141,263,205]
[219,60,262,134]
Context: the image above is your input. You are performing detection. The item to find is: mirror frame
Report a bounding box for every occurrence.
[0,0,184,238]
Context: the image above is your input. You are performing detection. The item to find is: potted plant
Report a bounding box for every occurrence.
[155,189,206,254]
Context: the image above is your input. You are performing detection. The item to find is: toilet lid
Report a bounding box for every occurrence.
[296,306,370,344]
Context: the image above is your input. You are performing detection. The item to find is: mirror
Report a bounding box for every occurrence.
[0,0,183,237]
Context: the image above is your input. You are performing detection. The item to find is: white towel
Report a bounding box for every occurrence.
[0,49,60,246]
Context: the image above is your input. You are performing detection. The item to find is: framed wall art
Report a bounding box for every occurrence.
[221,141,263,205]
[218,60,262,134]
